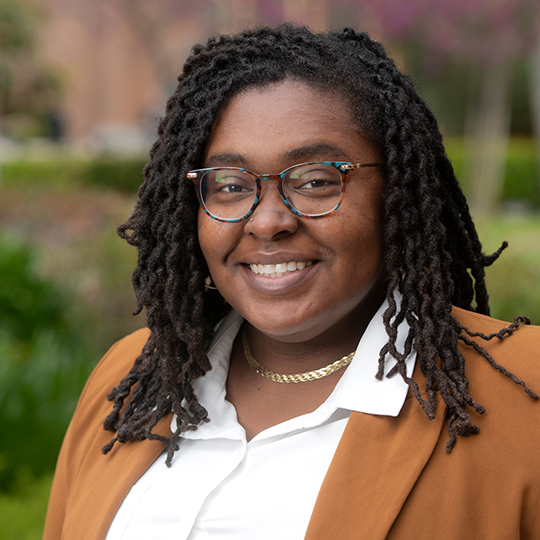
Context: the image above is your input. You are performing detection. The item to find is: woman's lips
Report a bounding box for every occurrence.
[240,260,318,294]
[249,260,314,278]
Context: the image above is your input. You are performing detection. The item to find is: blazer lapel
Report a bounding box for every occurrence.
[305,393,447,540]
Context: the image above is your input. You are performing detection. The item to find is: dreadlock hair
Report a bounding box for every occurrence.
[103,23,538,464]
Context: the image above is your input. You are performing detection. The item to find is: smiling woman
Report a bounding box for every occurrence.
[43,25,540,540]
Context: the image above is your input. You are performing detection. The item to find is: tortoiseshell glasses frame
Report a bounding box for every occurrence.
[187,161,383,223]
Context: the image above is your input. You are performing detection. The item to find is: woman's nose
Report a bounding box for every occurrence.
[244,179,299,240]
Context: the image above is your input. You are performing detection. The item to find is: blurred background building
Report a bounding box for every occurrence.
[32,0,344,151]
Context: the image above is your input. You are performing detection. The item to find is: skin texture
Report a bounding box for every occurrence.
[198,80,387,438]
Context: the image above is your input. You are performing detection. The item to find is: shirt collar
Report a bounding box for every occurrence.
[183,294,416,439]
[333,296,416,417]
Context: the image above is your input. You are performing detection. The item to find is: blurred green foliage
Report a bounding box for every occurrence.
[0,0,63,138]
[413,57,535,138]
[444,138,540,207]
[475,216,540,325]
[0,236,97,492]
[1,159,146,192]
[0,238,66,342]
[0,0,36,54]
[0,474,51,540]
[501,141,540,206]
[2,142,538,206]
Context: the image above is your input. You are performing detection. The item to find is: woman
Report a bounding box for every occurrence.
[43,25,540,539]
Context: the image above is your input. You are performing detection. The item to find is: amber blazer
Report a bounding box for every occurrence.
[43,308,540,540]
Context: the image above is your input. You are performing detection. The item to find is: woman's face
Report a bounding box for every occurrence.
[198,80,386,344]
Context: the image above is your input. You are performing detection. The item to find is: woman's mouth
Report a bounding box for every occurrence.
[249,261,314,278]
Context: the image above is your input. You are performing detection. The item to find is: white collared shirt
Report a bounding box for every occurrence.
[106,299,416,540]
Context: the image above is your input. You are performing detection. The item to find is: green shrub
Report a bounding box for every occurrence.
[1,159,146,192]
[1,140,538,204]
[445,138,540,207]
[501,140,540,205]
[0,237,97,491]
[476,216,540,325]
[0,161,87,189]
[0,241,67,343]
[84,160,146,191]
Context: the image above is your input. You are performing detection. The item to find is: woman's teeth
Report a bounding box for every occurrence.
[249,261,313,278]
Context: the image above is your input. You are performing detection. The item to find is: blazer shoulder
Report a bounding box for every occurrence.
[451,306,540,397]
[79,328,151,404]
[65,327,151,447]
[452,305,540,352]
[59,327,152,468]
[452,305,540,333]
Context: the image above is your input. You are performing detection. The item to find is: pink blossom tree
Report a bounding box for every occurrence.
[332,0,540,215]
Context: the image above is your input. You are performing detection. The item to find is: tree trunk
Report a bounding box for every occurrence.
[530,36,540,193]
[464,61,512,218]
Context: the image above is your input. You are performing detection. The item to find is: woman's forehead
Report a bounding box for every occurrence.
[204,80,379,168]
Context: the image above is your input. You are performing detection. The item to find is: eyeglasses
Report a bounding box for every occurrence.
[187,161,382,222]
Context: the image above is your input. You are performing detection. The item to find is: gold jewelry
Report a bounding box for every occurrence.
[204,276,218,290]
[242,327,354,384]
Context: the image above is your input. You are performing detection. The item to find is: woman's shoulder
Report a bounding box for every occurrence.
[86,328,151,392]
[69,328,151,434]
[86,327,149,395]
[452,305,540,334]
[54,328,152,481]
[99,327,151,371]
[452,306,540,360]
[451,306,540,405]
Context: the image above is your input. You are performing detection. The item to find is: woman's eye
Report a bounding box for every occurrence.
[219,182,249,193]
[298,179,330,189]
[203,173,255,203]
[293,175,340,191]
[210,172,254,195]
[288,165,341,192]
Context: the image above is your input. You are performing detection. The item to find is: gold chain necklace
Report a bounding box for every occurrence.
[242,327,354,384]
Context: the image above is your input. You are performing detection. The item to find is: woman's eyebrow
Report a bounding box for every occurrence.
[204,144,350,169]
[205,153,249,168]
[285,144,350,162]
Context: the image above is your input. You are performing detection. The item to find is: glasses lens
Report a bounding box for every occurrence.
[200,169,257,220]
[283,164,343,216]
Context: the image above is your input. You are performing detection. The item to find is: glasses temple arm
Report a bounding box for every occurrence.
[340,162,384,171]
